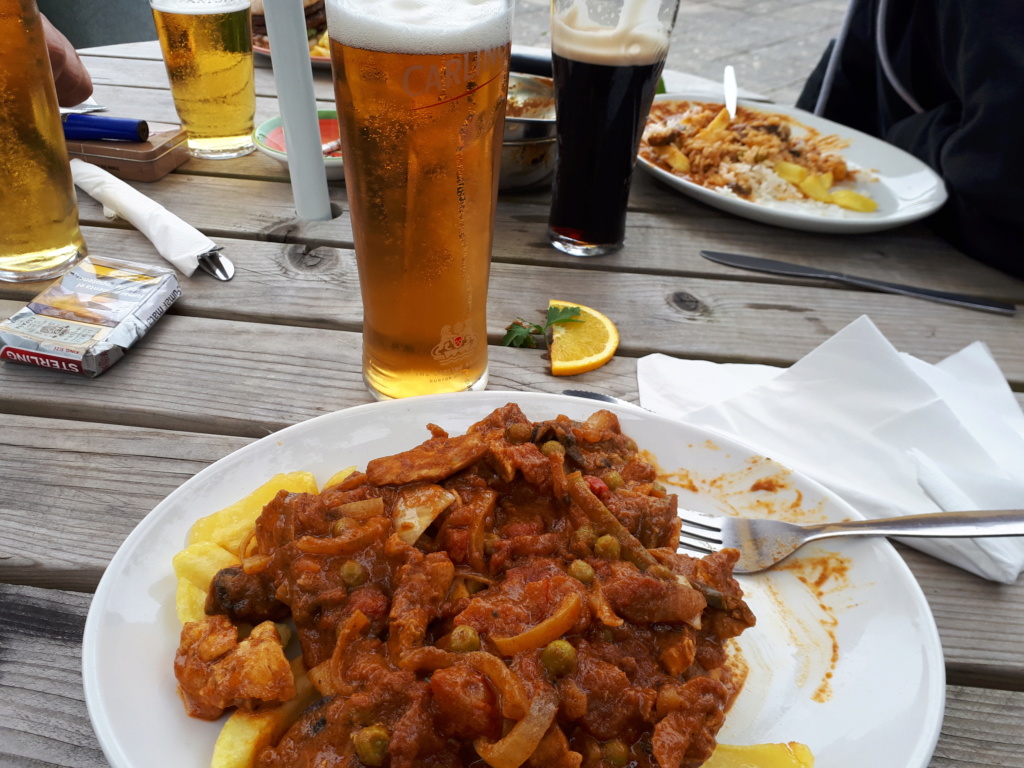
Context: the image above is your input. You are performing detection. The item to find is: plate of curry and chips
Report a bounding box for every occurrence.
[82,391,944,768]
[638,94,948,234]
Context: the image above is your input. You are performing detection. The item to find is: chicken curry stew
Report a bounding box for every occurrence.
[174,403,756,768]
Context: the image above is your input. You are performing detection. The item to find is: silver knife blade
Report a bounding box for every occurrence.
[700,250,1017,315]
[723,65,737,119]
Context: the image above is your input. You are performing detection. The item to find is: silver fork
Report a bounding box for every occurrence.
[678,507,1024,573]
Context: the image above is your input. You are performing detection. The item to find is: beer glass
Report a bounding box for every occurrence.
[548,0,681,256]
[0,0,86,282]
[327,0,512,400]
[151,0,256,159]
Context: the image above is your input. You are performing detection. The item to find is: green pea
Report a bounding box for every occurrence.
[572,525,597,549]
[449,624,481,653]
[484,532,499,555]
[340,560,367,587]
[332,517,355,535]
[567,559,594,585]
[602,739,630,767]
[352,723,390,767]
[540,440,565,458]
[505,422,534,444]
[594,534,621,560]
[603,471,624,491]
[541,639,577,677]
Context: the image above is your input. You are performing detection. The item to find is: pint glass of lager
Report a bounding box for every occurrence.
[0,0,86,282]
[548,0,681,256]
[326,0,512,400]
[151,0,256,159]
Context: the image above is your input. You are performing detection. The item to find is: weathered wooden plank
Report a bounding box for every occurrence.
[4,243,1022,388]
[0,303,635,437]
[86,81,334,134]
[0,416,252,592]
[897,547,1024,691]
[933,686,1024,767]
[77,41,163,60]
[79,52,337,102]
[64,166,1024,305]
[0,585,107,768]
[1,583,1021,768]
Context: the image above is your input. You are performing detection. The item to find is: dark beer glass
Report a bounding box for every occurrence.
[548,0,681,257]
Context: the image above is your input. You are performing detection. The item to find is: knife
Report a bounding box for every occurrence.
[723,65,737,119]
[700,250,1017,315]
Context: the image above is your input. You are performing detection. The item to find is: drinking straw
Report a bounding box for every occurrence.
[262,0,333,220]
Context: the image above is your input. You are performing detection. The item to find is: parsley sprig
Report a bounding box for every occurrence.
[502,305,582,349]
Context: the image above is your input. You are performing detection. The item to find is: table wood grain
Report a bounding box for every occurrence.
[1,40,1021,768]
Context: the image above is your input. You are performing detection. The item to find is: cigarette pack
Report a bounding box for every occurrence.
[65,125,190,182]
[0,256,181,377]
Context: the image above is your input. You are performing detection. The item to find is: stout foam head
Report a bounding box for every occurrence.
[326,0,512,54]
[552,0,672,66]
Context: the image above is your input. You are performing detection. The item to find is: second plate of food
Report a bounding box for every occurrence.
[637,94,947,234]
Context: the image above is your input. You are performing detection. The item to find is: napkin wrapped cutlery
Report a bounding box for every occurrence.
[70,159,234,280]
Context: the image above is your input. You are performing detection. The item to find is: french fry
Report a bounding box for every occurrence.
[797,173,833,203]
[696,106,731,139]
[176,576,209,625]
[774,160,808,184]
[702,742,814,768]
[830,188,878,212]
[173,541,240,593]
[188,472,319,555]
[322,465,358,492]
[211,656,317,768]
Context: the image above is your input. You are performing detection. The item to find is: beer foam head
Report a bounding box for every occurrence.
[552,0,672,66]
[326,0,511,54]
[150,0,251,13]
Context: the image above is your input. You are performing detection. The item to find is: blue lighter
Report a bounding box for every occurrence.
[62,114,150,142]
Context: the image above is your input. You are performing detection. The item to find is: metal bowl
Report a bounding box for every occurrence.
[500,73,557,191]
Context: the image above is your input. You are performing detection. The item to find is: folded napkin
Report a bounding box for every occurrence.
[638,315,1024,583]
[71,158,218,276]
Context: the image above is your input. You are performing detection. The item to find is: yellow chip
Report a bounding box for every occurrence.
[211,656,317,768]
[188,471,318,555]
[175,577,209,625]
[702,742,814,768]
[172,541,240,593]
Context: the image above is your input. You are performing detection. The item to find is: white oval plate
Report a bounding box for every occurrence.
[82,391,944,768]
[638,94,948,234]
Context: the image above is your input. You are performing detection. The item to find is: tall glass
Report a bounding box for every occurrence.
[326,0,512,400]
[151,0,256,159]
[0,0,86,282]
[548,0,681,256]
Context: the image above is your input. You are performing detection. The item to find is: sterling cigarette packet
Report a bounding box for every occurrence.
[0,256,181,377]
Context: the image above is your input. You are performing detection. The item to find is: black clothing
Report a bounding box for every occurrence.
[798,0,1024,280]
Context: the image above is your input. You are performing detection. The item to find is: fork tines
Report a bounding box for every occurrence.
[677,509,725,556]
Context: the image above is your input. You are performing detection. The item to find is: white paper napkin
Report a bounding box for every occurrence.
[638,315,1024,583]
[71,158,217,276]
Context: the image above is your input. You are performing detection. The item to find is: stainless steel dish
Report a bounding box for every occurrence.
[500,73,557,190]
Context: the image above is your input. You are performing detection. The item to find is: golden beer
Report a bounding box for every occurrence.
[327,0,512,399]
[151,0,255,158]
[0,0,86,282]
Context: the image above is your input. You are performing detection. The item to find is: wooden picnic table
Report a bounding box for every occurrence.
[1,40,1023,768]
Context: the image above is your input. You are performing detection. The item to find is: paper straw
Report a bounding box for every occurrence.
[262,0,333,220]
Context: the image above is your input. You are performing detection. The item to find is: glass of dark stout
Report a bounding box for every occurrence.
[548,0,681,256]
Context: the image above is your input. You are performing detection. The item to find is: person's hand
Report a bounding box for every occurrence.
[42,14,94,107]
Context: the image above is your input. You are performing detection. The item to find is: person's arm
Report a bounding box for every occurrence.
[884,0,1024,279]
[42,14,94,107]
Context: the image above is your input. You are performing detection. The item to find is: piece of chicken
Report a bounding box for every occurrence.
[174,615,296,720]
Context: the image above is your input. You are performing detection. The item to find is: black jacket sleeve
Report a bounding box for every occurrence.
[798,0,1024,279]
